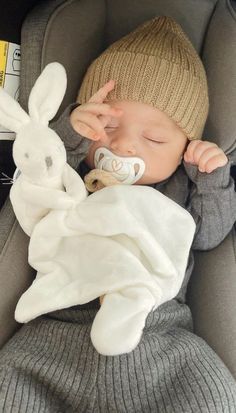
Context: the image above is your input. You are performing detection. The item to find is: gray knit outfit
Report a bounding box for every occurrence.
[0,106,236,412]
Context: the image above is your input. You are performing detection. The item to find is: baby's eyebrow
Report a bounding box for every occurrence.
[144,124,167,134]
[147,119,167,128]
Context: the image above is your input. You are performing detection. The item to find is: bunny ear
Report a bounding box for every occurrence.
[0,88,30,132]
[28,62,67,125]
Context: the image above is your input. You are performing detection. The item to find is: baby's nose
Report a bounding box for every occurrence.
[110,135,136,156]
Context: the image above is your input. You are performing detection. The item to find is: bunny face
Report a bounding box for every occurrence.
[0,62,68,184]
[13,122,67,183]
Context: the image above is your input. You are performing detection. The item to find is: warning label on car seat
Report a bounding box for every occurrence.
[0,41,21,140]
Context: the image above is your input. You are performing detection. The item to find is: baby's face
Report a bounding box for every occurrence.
[85,100,188,184]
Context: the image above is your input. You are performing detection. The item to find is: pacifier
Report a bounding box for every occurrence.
[94,147,145,185]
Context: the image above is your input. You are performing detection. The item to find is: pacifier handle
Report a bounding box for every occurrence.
[84,169,120,192]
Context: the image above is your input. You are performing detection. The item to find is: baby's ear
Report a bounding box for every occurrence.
[28,62,67,125]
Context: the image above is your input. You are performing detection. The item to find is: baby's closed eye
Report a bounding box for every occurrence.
[143,135,166,144]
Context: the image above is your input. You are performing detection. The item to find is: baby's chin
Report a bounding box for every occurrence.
[134,177,157,186]
[135,171,175,185]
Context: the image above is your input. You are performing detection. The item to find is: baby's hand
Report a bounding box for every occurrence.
[70,80,122,141]
[184,140,228,173]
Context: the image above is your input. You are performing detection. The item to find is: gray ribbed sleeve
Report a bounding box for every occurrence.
[184,160,236,250]
[50,104,91,170]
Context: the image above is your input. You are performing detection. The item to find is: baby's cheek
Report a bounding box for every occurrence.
[85,144,96,168]
[85,142,103,168]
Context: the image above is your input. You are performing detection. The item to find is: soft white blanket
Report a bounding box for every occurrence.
[13,169,195,355]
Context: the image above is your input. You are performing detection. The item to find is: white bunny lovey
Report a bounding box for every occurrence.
[0,62,87,236]
[0,63,196,356]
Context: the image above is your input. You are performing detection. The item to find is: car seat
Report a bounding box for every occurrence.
[0,0,236,378]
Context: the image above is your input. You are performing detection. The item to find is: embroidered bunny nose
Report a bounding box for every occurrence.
[45,156,53,168]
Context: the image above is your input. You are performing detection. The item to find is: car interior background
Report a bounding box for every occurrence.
[0,0,236,379]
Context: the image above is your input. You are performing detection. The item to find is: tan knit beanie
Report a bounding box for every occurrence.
[78,16,209,140]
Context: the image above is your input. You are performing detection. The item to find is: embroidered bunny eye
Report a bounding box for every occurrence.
[45,156,53,168]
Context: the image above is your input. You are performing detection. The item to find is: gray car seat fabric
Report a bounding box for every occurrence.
[187,228,236,377]
[19,0,107,115]
[0,0,236,381]
[0,198,34,349]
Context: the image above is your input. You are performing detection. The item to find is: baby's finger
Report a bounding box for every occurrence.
[184,140,202,163]
[200,153,228,173]
[187,141,217,164]
[198,147,225,172]
[193,142,218,165]
[73,111,107,139]
[72,120,102,141]
[88,80,115,104]
[78,102,122,117]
